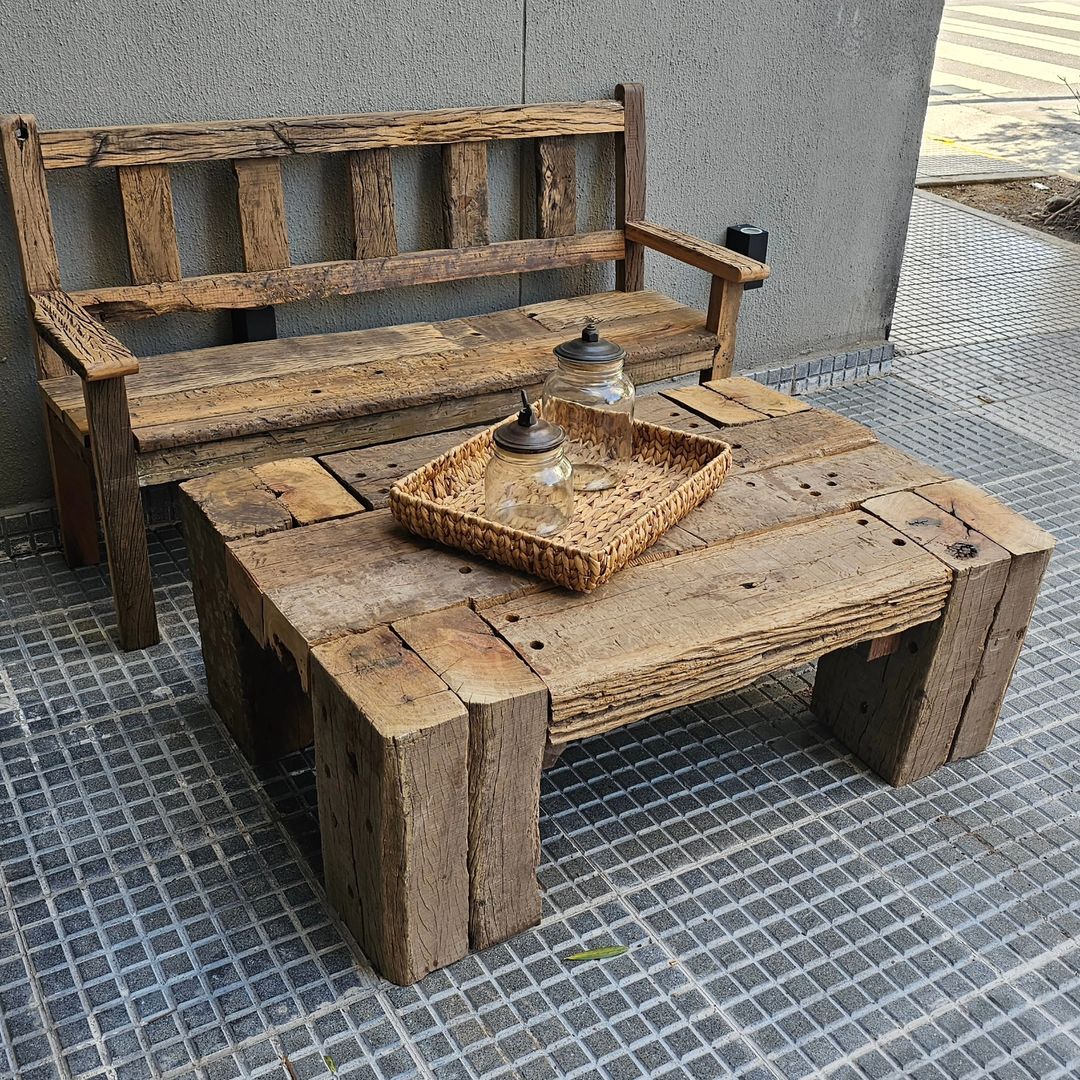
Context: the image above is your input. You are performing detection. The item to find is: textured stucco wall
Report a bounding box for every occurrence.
[0,0,942,511]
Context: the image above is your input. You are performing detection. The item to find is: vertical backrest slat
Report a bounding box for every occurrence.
[535,136,576,238]
[442,142,489,248]
[348,148,397,259]
[0,114,67,379]
[614,83,646,291]
[232,157,290,270]
[117,164,182,283]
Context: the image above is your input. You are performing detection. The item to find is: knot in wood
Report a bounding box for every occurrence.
[946,541,980,560]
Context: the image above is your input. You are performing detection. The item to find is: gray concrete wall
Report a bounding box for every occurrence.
[0,0,942,512]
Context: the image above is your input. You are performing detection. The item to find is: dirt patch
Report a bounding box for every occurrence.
[932,176,1080,245]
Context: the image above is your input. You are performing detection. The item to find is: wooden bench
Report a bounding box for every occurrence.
[1,84,768,650]
[178,381,1054,984]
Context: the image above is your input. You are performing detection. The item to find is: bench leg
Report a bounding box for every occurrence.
[813,488,1050,785]
[312,627,470,985]
[83,379,158,650]
[43,405,99,567]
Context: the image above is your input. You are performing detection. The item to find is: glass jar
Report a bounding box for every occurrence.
[485,392,573,537]
[542,322,635,492]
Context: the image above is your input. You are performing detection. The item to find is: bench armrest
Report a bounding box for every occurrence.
[624,220,770,284]
[31,290,139,380]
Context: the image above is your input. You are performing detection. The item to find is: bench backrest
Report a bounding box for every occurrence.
[1,85,646,381]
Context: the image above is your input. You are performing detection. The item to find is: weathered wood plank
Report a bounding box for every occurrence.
[179,468,310,763]
[117,163,182,283]
[233,157,290,271]
[43,405,99,566]
[633,395,729,438]
[521,288,685,331]
[39,100,626,168]
[83,378,157,649]
[814,489,1013,785]
[70,231,625,320]
[443,142,490,247]
[250,458,362,524]
[535,136,576,238]
[917,478,1055,760]
[394,607,547,950]
[615,83,646,292]
[705,278,742,380]
[705,377,809,417]
[661,384,763,426]
[86,309,714,452]
[310,626,469,984]
[320,425,488,508]
[625,222,769,284]
[0,113,67,378]
[31,291,140,380]
[348,148,397,259]
[225,508,536,682]
[481,512,952,742]
[676,441,948,547]
[723,409,878,473]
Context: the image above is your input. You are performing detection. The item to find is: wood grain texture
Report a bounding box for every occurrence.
[70,231,625,320]
[394,607,547,950]
[31,291,139,380]
[814,489,1013,785]
[250,458,362,524]
[311,626,469,985]
[225,508,536,681]
[626,221,770,284]
[83,378,157,649]
[442,142,490,247]
[0,114,67,378]
[705,377,808,417]
[179,468,310,763]
[615,84,646,292]
[705,277,743,380]
[44,405,99,566]
[917,479,1055,760]
[661,384,763,426]
[117,164,182,283]
[39,100,626,168]
[233,157,290,270]
[482,512,952,742]
[320,425,488,508]
[535,136,576,238]
[348,148,397,259]
[722,409,877,473]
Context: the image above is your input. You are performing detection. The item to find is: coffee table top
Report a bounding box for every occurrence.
[215,379,996,745]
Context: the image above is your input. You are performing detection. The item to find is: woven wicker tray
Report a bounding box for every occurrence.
[389,411,732,591]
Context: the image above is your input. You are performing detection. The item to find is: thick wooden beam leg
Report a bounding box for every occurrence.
[43,405,99,566]
[396,607,548,951]
[703,277,743,381]
[813,487,1051,785]
[82,378,158,649]
[311,627,470,985]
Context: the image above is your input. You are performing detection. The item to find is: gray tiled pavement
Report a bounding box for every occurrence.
[1,191,1079,1079]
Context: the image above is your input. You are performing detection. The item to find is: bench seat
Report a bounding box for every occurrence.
[40,290,718,485]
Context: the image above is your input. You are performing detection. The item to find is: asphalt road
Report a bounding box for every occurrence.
[923,0,1080,174]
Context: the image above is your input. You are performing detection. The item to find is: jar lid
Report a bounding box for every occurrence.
[553,321,627,365]
[493,391,566,454]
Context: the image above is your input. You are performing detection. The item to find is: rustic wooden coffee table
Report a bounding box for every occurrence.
[179,378,1054,984]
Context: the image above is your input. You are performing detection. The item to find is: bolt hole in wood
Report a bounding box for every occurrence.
[745,480,756,488]
[810,491,821,497]
[311,389,323,394]
[827,472,838,478]
[379,487,389,494]
[530,640,545,650]
[800,483,811,489]
[857,518,869,526]
[893,538,906,546]
[741,581,756,589]
[506,614,520,622]
[459,566,473,574]
[826,481,837,487]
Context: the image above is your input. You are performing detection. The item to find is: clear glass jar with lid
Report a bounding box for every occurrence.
[484,391,573,537]
[542,322,635,492]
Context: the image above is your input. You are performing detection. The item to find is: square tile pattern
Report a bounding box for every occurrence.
[2,193,1080,1078]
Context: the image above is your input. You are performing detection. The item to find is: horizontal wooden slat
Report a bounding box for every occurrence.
[31,291,139,380]
[70,231,625,320]
[39,101,625,169]
[625,220,770,283]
